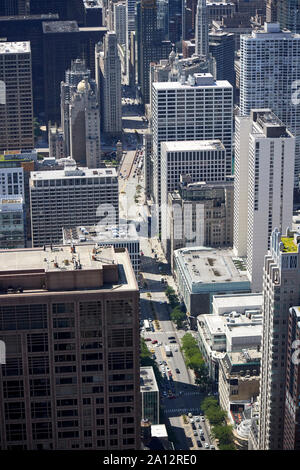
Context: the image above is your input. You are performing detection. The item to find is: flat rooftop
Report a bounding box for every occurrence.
[0,245,138,292]
[161,140,225,153]
[228,349,261,365]
[84,0,102,7]
[175,247,249,285]
[213,293,263,313]
[30,165,117,181]
[151,425,168,438]
[43,21,79,33]
[153,74,232,90]
[0,41,30,54]
[63,224,139,244]
[140,366,159,393]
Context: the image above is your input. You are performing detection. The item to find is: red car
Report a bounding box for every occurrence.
[151,340,158,344]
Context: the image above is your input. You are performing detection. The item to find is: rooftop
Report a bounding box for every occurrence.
[213,293,263,314]
[0,245,138,293]
[63,224,139,244]
[140,366,159,393]
[30,161,117,181]
[174,246,249,287]
[83,0,102,7]
[43,21,79,34]
[0,41,30,54]
[153,73,232,90]
[227,349,261,366]
[161,140,225,153]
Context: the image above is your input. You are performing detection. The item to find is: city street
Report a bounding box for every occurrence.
[119,112,214,450]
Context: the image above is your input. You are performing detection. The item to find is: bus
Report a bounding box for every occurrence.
[144,319,151,331]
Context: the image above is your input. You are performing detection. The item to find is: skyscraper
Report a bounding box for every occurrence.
[240,22,300,189]
[277,0,300,33]
[96,32,122,137]
[233,109,295,291]
[258,228,300,449]
[0,42,34,152]
[151,73,233,228]
[136,0,172,104]
[0,244,141,450]
[61,60,101,168]
[195,0,209,57]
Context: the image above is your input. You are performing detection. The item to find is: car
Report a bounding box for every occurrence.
[201,416,205,422]
[200,435,205,441]
[151,340,158,344]
[168,336,175,340]
[198,424,202,430]
[170,340,177,343]
[175,368,180,374]
[196,440,202,448]
[205,443,209,449]
[145,338,151,342]
[191,422,196,430]
[193,431,198,436]
[159,361,163,365]
[210,445,215,450]
[195,416,200,422]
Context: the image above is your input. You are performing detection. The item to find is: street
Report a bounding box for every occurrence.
[118,100,215,449]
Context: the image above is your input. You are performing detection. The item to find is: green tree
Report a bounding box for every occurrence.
[170,305,185,328]
[212,425,234,445]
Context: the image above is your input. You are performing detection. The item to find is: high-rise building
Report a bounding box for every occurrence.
[209,28,235,89]
[195,0,209,57]
[114,2,127,46]
[151,73,233,230]
[277,0,300,33]
[0,14,59,117]
[61,60,101,168]
[30,159,119,246]
[136,0,172,105]
[42,21,107,125]
[167,175,233,266]
[258,228,300,449]
[266,0,278,22]
[168,0,183,44]
[83,0,103,26]
[240,22,300,188]
[0,0,29,15]
[0,42,34,152]
[283,305,300,450]
[0,196,26,249]
[0,243,141,450]
[234,110,295,291]
[96,32,122,137]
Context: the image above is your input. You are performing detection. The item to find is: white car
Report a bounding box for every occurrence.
[195,416,200,422]
[205,443,209,449]
[201,416,205,422]
[188,413,193,418]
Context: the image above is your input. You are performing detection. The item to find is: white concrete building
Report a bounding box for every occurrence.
[233,109,295,291]
[0,167,24,197]
[160,140,228,250]
[240,22,300,187]
[151,73,233,230]
[30,159,119,247]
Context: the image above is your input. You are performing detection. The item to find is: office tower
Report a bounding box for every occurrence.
[0,0,29,15]
[0,196,26,249]
[157,0,169,37]
[61,59,91,157]
[61,60,101,168]
[284,305,300,449]
[136,0,172,105]
[30,159,119,246]
[29,0,84,22]
[209,28,235,88]
[195,0,209,57]
[0,243,140,450]
[0,167,25,198]
[114,2,127,46]
[42,21,107,125]
[152,73,233,227]
[168,0,183,44]
[83,0,103,26]
[266,0,278,22]
[0,42,34,152]
[183,0,198,39]
[96,32,122,137]
[258,228,300,449]
[0,14,59,117]
[277,0,300,33]
[240,23,300,189]
[234,110,295,291]
[166,175,233,265]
